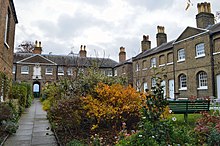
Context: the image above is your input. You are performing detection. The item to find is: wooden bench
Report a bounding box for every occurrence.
[168,100,210,122]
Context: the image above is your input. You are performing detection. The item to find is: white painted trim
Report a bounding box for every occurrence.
[4,42,10,49]
[167,62,173,65]
[195,54,205,59]
[197,86,208,90]
[177,59,185,63]
[213,52,220,55]
[142,68,148,71]
[17,54,57,65]
[179,87,187,91]
[159,64,165,67]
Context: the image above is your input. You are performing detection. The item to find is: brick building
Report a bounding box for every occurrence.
[0,0,18,75]
[116,2,220,100]
[13,42,117,96]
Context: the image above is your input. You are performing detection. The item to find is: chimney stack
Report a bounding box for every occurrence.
[79,45,87,57]
[119,46,126,62]
[156,26,167,47]
[141,35,151,52]
[33,40,42,54]
[196,2,214,29]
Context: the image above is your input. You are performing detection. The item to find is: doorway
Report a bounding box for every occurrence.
[169,79,174,99]
[217,75,220,100]
[33,81,40,98]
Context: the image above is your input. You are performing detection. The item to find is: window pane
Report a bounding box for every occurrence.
[196,43,205,56]
[151,58,156,67]
[180,74,187,88]
[178,49,185,60]
[199,72,207,87]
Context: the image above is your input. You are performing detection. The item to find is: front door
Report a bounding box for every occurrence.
[33,82,40,98]
[161,80,166,98]
[169,79,174,99]
[217,75,220,99]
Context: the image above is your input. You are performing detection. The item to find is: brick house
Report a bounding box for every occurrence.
[115,2,220,100]
[0,0,18,75]
[13,42,117,96]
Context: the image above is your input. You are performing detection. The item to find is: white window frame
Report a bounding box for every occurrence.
[195,43,205,58]
[114,69,117,76]
[21,66,29,74]
[106,70,113,77]
[151,78,156,87]
[136,80,140,91]
[150,58,156,68]
[46,67,53,75]
[198,71,208,89]
[144,82,148,92]
[67,68,73,76]
[4,11,10,48]
[136,63,140,71]
[177,49,185,62]
[179,74,187,90]
[58,66,64,76]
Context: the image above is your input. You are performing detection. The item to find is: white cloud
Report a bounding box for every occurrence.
[14,0,219,62]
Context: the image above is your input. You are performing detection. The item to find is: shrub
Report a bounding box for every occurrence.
[66,139,87,146]
[0,103,13,122]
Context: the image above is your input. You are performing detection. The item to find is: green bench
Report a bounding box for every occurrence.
[168,100,210,122]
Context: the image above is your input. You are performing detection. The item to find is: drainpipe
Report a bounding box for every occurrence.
[172,46,176,99]
[210,34,215,97]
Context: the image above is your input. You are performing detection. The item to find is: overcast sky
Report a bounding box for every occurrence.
[13,0,219,62]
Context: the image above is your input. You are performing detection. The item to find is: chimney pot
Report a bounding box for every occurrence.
[119,47,126,62]
[156,26,167,46]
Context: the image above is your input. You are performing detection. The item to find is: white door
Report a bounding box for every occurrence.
[144,82,148,92]
[161,80,166,98]
[217,75,220,99]
[169,79,174,99]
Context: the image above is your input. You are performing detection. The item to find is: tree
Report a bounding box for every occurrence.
[16,41,35,53]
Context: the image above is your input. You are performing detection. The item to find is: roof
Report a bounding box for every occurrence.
[14,53,118,68]
[133,40,174,61]
[10,0,18,23]
[208,22,220,34]
[114,58,132,68]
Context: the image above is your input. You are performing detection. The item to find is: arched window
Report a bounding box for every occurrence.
[150,58,156,67]
[179,74,187,89]
[197,71,208,89]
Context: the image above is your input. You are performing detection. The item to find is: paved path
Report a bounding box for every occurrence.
[4,99,57,146]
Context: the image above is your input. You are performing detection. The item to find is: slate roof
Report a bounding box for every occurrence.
[133,40,175,61]
[208,22,220,34]
[14,53,118,68]
[114,58,132,68]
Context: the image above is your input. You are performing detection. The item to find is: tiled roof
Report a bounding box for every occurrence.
[114,58,132,67]
[133,40,174,61]
[14,53,118,68]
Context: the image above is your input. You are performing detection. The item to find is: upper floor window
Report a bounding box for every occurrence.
[159,55,165,66]
[67,68,73,76]
[13,65,16,74]
[21,66,29,74]
[178,49,185,62]
[46,67,53,75]
[4,8,10,47]
[214,38,220,54]
[196,43,205,57]
[136,63,140,71]
[58,66,64,75]
[197,71,208,89]
[179,74,187,90]
[150,58,156,68]
[142,60,147,70]
[167,52,173,64]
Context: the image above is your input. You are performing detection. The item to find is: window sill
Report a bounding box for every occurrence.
[195,54,205,59]
[142,68,148,71]
[21,72,29,75]
[177,59,185,63]
[67,74,73,76]
[167,62,173,65]
[159,64,165,67]
[4,42,10,49]
[179,88,187,91]
[197,86,208,90]
[213,52,220,55]
[58,73,64,76]
[150,66,156,69]
[46,73,53,75]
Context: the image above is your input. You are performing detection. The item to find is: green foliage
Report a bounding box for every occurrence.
[0,103,13,121]
[66,139,87,146]
[0,72,10,100]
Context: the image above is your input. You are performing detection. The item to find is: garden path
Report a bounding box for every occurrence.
[4,99,57,146]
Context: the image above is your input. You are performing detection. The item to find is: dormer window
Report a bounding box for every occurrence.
[196,43,205,58]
